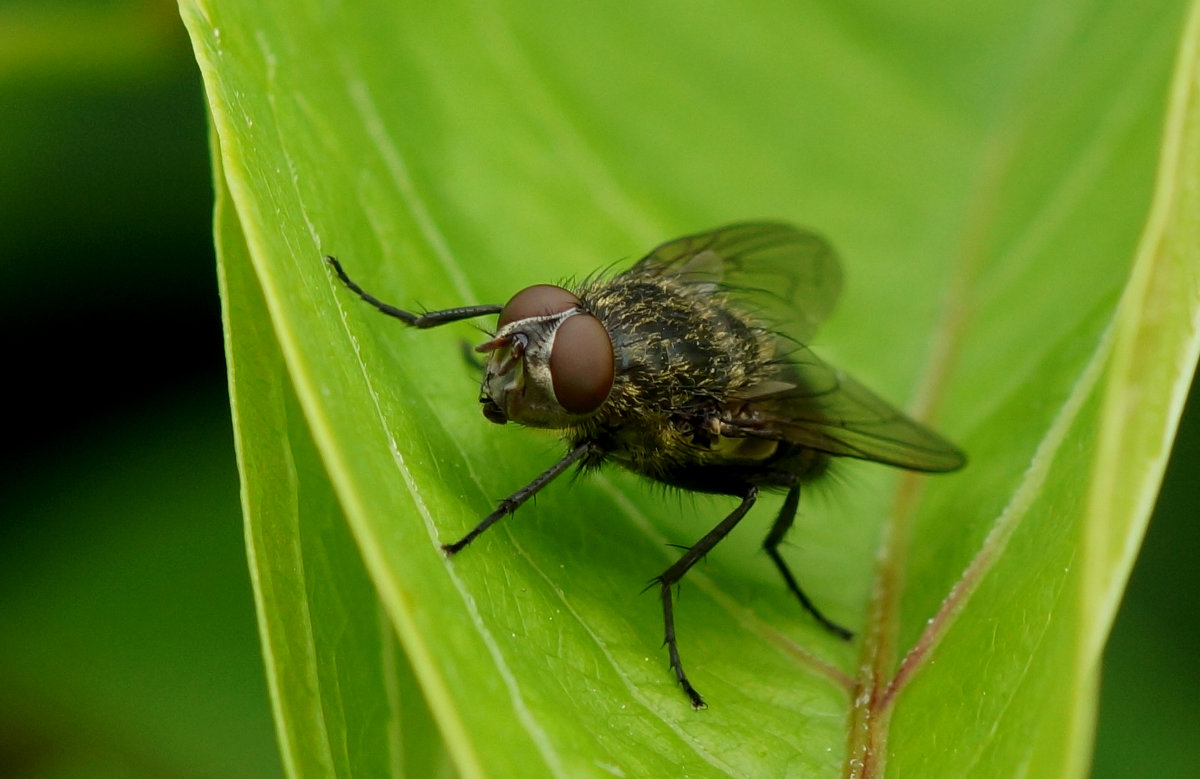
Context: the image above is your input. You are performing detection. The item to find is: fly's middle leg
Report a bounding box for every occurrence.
[653,485,758,708]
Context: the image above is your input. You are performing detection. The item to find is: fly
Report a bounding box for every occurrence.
[325,222,965,708]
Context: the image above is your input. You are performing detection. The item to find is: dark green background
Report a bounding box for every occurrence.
[0,2,1194,775]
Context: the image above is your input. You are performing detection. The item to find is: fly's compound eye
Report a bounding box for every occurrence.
[549,314,614,415]
[498,284,581,327]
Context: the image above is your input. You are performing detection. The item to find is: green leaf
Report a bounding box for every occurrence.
[186,0,1200,776]
[218,140,452,776]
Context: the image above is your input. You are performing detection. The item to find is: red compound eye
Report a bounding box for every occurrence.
[498,284,581,327]
[549,314,614,415]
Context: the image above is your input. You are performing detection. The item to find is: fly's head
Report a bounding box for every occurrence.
[476,284,615,429]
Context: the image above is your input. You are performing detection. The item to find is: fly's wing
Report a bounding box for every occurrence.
[733,349,966,472]
[631,222,843,344]
[636,223,964,471]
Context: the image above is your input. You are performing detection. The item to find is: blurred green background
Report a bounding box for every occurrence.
[0,1,1194,776]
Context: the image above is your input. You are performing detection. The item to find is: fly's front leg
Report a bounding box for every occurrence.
[459,339,486,372]
[764,485,852,640]
[325,256,502,327]
[443,441,599,554]
[654,485,758,709]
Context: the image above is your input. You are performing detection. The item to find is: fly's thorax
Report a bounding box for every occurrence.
[477,284,615,429]
[580,272,780,409]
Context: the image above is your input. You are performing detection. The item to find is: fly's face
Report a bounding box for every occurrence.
[476,284,615,429]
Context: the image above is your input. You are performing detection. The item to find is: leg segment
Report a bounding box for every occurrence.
[655,486,759,708]
[763,485,852,640]
[326,256,501,327]
[442,441,597,554]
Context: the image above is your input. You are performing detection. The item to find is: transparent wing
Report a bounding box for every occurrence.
[630,222,843,344]
[733,349,966,473]
[634,223,963,471]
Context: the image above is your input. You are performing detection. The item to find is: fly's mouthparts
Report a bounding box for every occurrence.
[473,335,509,354]
[477,333,527,377]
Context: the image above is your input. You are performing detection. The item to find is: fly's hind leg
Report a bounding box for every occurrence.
[764,484,853,640]
[654,485,758,709]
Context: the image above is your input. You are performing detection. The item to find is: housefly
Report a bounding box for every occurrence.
[325,222,965,708]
